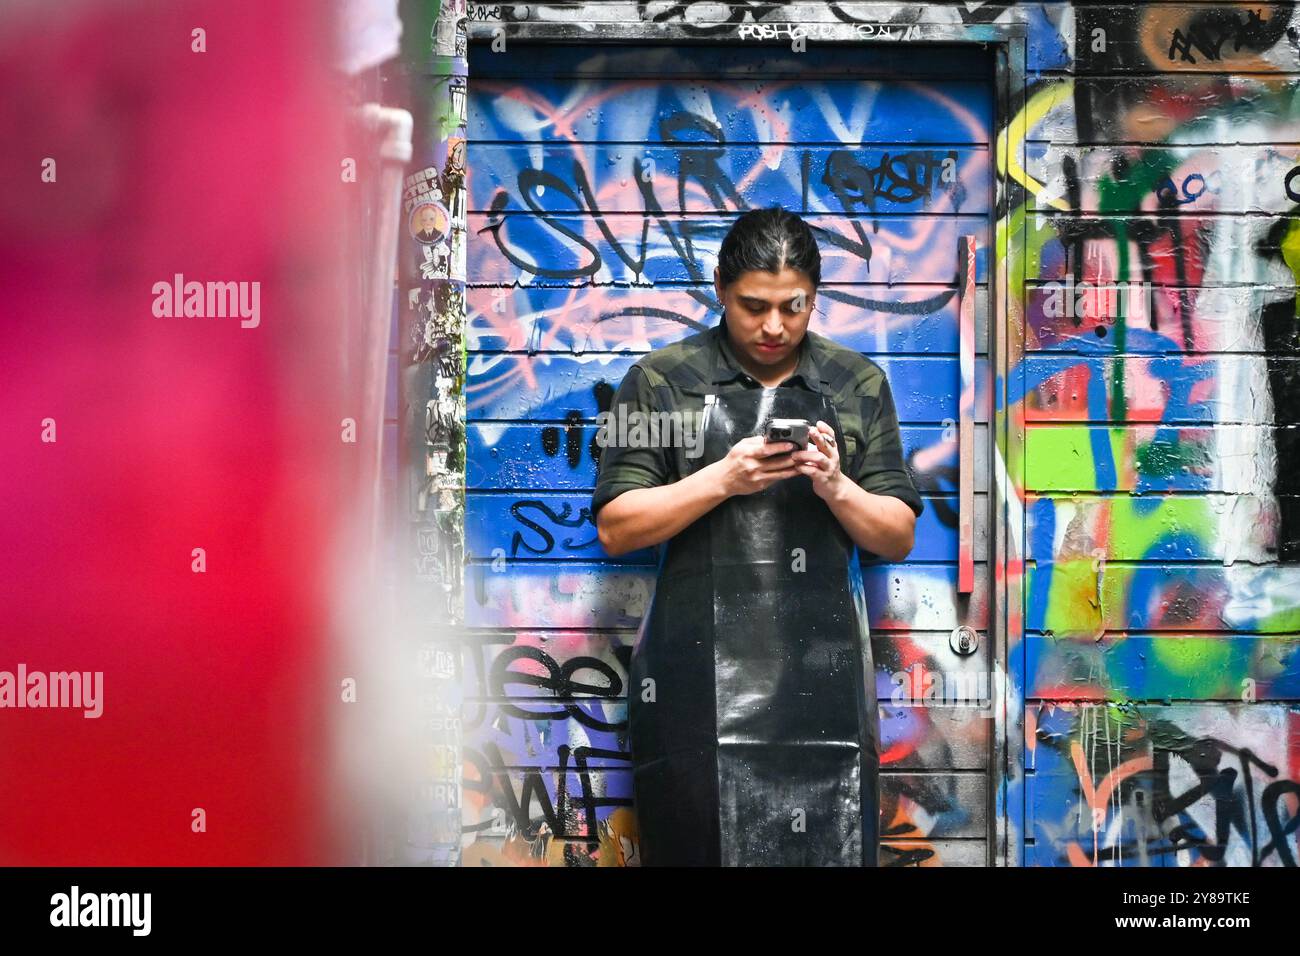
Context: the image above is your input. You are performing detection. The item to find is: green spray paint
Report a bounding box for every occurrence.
[1095,151,1180,422]
[1281,216,1300,318]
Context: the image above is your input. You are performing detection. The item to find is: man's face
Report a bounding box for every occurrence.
[714,265,816,372]
[419,207,436,231]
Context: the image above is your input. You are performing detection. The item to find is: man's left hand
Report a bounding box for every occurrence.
[792,420,845,500]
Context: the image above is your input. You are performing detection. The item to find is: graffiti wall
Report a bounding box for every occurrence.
[1012,0,1300,867]
[447,2,1300,866]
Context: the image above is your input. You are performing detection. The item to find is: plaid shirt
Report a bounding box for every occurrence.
[592,317,924,523]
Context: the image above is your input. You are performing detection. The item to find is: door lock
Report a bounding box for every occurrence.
[950,625,978,656]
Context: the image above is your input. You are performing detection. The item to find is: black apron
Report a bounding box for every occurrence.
[628,382,880,866]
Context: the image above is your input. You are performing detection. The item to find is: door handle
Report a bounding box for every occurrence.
[957,235,976,595]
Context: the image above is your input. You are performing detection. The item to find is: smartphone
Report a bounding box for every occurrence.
[764,418,810,448]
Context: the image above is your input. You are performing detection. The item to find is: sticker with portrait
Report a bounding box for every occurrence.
[409,200,449,245]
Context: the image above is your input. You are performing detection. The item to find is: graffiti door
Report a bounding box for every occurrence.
[461,42,995,866]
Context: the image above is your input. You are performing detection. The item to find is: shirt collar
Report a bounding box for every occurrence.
[710,312,824,391]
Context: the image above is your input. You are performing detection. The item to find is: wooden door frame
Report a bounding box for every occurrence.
[467,6,1030,867]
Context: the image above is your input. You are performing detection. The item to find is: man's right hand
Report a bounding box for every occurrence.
[720,435,802,496]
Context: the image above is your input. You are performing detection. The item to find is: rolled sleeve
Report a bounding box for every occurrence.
[591,363,672,517]
[852,375,924,518]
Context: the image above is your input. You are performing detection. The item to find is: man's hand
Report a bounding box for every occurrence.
[792,419,845,499]
[789,419,917,561]
[721,435,800,496]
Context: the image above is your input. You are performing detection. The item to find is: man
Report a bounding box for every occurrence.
[592,207,923,866]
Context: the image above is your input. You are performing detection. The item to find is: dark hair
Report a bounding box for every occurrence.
[716,206,821,290]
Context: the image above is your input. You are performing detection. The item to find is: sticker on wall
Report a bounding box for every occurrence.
[410,199,450,245]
